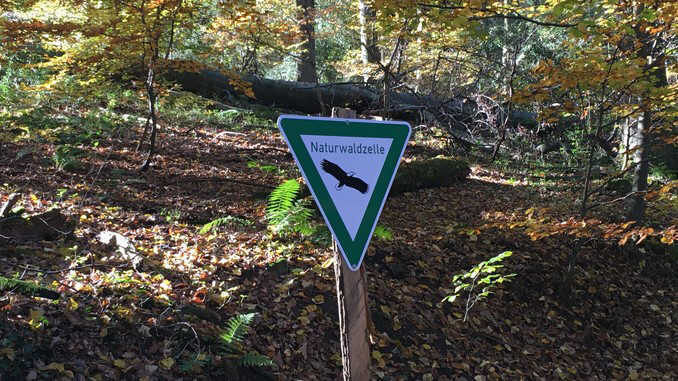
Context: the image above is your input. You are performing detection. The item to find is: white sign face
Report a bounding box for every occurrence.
[277,115,410,271]
[300,135,393,239]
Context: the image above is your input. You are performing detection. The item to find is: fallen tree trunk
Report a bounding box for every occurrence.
[170,69,473,119]
[167,68,538,152]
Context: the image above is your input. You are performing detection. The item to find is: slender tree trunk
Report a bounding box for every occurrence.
[139,66,158,172]
[296,0,317,83]
[430,51,441,95]
[501,0,511,94]
[414,10,424,92]
[359,0,378,82]
[626,19,668,220]
[490,13,518,163]
[627,109,649,220]
[165,13,177,61]
[136,117,150,152]
[619,117,631,171]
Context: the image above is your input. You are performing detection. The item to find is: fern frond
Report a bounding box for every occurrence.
[220,312,256,345]
[199,215,252,234]
[266,179,300,225]
[240,352,274,368]
[199,217,228,234]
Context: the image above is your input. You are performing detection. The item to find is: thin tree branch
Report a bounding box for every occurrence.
[415,3,577,28]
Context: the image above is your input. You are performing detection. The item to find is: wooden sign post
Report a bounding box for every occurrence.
[334,241,370,380]
[331,107,370,381]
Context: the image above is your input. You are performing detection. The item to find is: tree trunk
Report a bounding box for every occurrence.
[627,109,650,221]
[619,117,631,170]
[626,16,668,221]
[414,10,424,92]
[358,0,379,82]
[171,69,468,116]
[296,0,317,83]
[139,66,158,172]
[169,68,532,148]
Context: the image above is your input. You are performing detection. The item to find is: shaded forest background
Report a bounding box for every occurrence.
[1,0,677,379]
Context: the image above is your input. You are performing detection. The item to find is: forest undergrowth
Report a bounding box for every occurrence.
[1,99,677,380]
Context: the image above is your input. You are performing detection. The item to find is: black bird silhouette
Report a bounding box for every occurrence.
[320,159,368,194]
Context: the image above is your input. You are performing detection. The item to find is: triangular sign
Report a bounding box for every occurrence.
[277,115,411,271]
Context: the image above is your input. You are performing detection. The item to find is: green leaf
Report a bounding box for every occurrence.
[373,225,394,241]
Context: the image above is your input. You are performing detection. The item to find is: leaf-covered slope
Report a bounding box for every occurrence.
[0,103,676,380]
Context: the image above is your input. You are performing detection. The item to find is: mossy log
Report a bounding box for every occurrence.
[390,157,470,195]
[0,276,60,299]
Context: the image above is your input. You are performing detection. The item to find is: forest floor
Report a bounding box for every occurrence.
[1,100,677,380]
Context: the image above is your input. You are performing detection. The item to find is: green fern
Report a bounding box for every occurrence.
[220,312,255,347]
[266,179,315,236]
[266,179,301,225]
[273,199,314,235]
[199,215,252,234]
[218,313,274,368]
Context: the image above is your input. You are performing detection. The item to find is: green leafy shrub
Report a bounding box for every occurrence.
[158,91,244,130]
[443,251,515,322]
[606,178,632,195]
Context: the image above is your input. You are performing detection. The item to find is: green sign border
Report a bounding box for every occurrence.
[277,115,410,271]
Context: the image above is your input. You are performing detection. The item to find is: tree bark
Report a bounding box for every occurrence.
[139,66,158,172]
[626,12,668,221]
[171,69,464,116]
[168,68,531,149]
[296,0,317,83]
[627,109,650,221]
[359,0,379,83]
[359,0,379,64]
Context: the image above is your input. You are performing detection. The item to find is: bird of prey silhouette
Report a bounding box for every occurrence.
[320,159,368,194]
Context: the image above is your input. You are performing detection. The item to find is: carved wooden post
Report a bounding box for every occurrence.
[330,107,371,381]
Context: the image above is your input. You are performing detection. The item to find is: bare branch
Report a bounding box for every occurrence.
[416,3,577,28]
